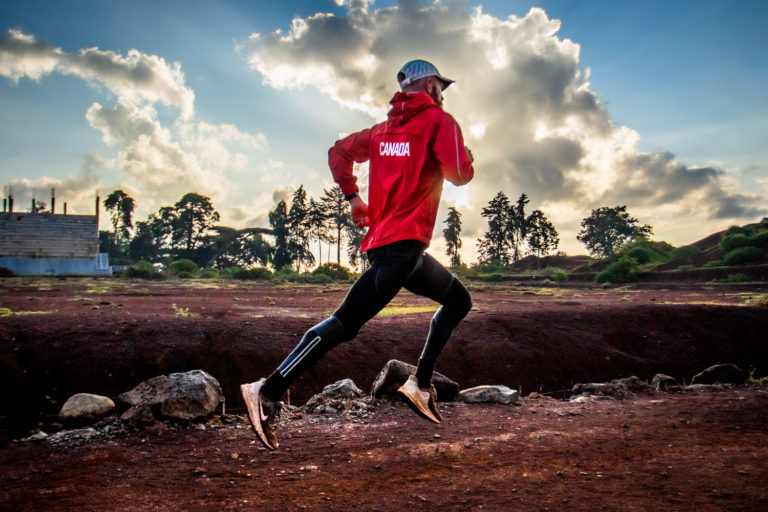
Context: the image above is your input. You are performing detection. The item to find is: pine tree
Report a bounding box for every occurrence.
[320,187,351,264]
[443,206,463,267]
[269,200,293,270]
[477,192,512,265]
[287,185,315,270]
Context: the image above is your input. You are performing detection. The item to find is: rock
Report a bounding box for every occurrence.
[24,431,48,442]
[691,364,747,385]
[320,378,363,398]
[304,379,374,418]
[118,369,224,424]
[570,376,650,400]
[371,360,459,401]
[59,393,115,422]
[651,374,679,391]
[457,385,521,404]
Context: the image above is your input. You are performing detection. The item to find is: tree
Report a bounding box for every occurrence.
[477,192,512,265]
[307,197,330,266]
[320,187,352,264]
[103,190,135,248]
[269,200,293,270]
[207,227,273,268]
[508,193,530,262]
[287,186,315,270]
[526,209,559,260]
[577,205,652,258]
[443,206,463,267]
[171,193,220,256]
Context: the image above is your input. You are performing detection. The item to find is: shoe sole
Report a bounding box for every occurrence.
[240,380,277,450]
[397,383,441,424]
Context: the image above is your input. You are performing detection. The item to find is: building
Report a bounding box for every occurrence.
[0,195,111,276]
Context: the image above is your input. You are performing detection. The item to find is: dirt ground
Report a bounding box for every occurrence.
[1,277,767,511]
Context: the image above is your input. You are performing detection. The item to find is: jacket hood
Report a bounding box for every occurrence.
[386,92,438,126]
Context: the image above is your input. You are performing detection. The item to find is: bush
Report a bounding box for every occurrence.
[480,272,504,282]
[723,246,763,266]
[198,268,219,279]
[596,256,638,283]
[125,260,162,279]
[234,267,274,280]
[677,265,696,272]
[702,260,724,268]
[0,267,14,277]
[719,233,751,253]
[749,231,768,248]
[549,268,568,282]
[622,247,659,264]
[726,273,749,283]
[313,262,352,281]
[168,259,199,276]
[667,245,701,264]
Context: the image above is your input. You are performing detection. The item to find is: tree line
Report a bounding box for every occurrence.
[100,187,652,272]
[99,186,364,271]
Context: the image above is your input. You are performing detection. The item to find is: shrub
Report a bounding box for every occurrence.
[677,265,696,272]
[723,246,763,266]
[479,272,504,282]
[234,267,274,280]
[623,247,659,264]
[596,256,638,283]
[0,267,14,277]
[719,233,751,253]
[168,259,199,276]
[702,260,724,268]
[313,262,352,281]
[198,268,219,279]
[749,231,768,248]
[125,260,162,280]
[549,268,568,282]
[726,273,749,283]
[667,245,701,264]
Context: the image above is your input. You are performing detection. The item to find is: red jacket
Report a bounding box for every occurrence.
[328,91,474,252]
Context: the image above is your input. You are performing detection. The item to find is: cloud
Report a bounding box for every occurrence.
[241,1,767,251]
[0,29,195,117]
[1,29,268,226]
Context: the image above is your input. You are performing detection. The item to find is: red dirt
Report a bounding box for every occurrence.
[1,277,767,511]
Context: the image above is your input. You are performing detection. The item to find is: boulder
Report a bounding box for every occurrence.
[691,364,747,385]
[651,374,679,391]
[371,360,459,401]
[118,369,223,424]
[59,393,115,422]
[319,378,363,398]
[304,379,374,418]
[571,376,650,400]
[457,385,521,404]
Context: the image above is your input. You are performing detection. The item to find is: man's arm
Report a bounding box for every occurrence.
[328,128,373,197]
[432,115,474,186]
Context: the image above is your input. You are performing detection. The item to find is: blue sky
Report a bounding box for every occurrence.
[1,0,766,261]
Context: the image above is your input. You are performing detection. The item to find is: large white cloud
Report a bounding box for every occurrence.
[1,29,267,227]
[241,0,767,254]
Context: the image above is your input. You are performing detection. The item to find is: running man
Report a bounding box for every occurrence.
[242,59,475,450]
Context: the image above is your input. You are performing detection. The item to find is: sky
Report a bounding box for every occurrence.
[1,0,767,264]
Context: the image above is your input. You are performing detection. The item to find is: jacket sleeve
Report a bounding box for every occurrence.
[432,113,474,186]
[328,128,372,197]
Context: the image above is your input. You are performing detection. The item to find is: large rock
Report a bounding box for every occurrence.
[651,374,679,391]
[457,385,521,404]
[571,376,651,399]
[59,393,115,422]
[371,360,459,401]
[691,364,747,385]
[319,378,363,398]
[118,369,224,424]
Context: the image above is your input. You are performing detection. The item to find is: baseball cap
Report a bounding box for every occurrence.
[397,59,454,90]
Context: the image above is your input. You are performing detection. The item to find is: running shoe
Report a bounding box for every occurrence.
[241,379,279,450]
[397,375,442,424]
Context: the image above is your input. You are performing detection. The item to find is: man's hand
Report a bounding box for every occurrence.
[350,195,369,228]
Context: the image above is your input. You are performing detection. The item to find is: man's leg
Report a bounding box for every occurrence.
[243,240,427,448]
[396,252,472,422]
